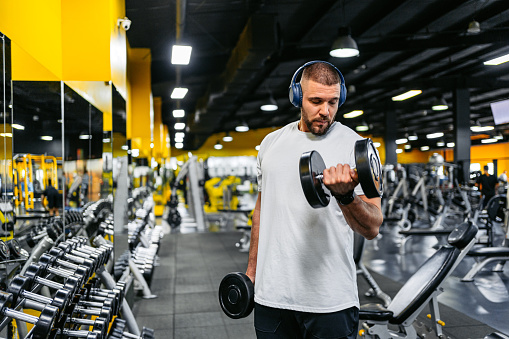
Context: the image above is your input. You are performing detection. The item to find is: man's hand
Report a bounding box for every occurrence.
[322,164,359,196]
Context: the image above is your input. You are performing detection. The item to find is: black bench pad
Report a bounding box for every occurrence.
[468,247,509,257]
[359,303,394,321]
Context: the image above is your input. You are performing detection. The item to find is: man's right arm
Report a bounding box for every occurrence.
[246,193,261,285]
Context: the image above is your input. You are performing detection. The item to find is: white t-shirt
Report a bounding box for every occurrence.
[255,121,365,313]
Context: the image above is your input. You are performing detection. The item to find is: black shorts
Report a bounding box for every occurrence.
[254,303,358,339]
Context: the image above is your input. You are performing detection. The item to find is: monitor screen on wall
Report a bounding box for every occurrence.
[490,99,509,125]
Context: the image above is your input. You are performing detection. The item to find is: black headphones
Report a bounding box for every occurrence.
[288,60,347,108]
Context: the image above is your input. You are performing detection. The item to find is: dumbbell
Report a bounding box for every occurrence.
[24,263,82,298]
[299,138,383,208]
[67,299,113,324]
[56,242,108,268]
[41,252,95,277]
[109,318,155,339]
[51,330,101,339]
[84,279,125,308]
[63,315,109,338]
[76,289,119,316]
[38,254,91,286]
[7,275,71,322]
[49,247,99,272]
[23,224,60,248]
[218,272,254,319]
[0,290,58,339]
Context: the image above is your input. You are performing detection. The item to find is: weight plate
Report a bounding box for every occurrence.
[7,239,22,258]
[355,139,383,199]
[0,239,10,259]
[32,304,58,339]
[218,272,254,319]
[299,151,330,208]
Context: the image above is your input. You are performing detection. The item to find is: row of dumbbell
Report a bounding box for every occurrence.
[0,240,119,338]
[97,215,115,237]
[112,248,155,286]
[143,226,164,248]
[82,200,113,227]
[109,318,155,339]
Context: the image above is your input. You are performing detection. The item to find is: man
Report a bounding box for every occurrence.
[477,165,498,209]
[42,179,60,216]
[246,61,383,338]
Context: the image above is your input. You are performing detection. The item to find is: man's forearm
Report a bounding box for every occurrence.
[339,195,382,240]
[246,194,261,283]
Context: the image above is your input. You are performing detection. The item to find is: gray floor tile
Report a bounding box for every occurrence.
[225,323,257,339]
[135,314,174,331]
[174,325,228,339]
[174,311,224,328]
[175,291,220,313]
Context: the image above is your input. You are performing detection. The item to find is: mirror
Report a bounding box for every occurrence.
[111,85,127,260]
[0,32,13,241]
[11,80,63,232]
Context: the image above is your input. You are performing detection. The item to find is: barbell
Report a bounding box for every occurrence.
[299,138,383,208]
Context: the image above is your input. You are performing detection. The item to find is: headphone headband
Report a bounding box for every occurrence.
[288,60,347,108]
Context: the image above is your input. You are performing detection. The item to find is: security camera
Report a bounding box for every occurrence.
[117,17,131,31]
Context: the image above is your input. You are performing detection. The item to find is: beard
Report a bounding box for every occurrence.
[302,114,334,136]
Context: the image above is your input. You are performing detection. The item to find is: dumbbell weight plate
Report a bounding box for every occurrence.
[299,150,330,208]
[218,272,254,319]
[0,239,10,259]
[355,138,383,199]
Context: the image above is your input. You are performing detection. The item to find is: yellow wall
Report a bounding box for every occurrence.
[127,48,152,157]
[61,1,111,81]
[0,1,63,79]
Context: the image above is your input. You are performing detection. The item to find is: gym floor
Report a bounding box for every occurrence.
[129,218,509,339]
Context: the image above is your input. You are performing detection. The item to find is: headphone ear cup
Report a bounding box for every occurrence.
[338,83,347,107]
[289,82,302,107]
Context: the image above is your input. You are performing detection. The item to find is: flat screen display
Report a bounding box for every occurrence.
[490,99,509,125]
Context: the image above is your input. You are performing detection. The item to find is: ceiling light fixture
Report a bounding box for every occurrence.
[373,142,381,148]
[484,53,509,66]
[355,122,369,132]
[404,144,411,149]
[330,27,359,58]
[420,146,430,151]
[174,122,186,130]
[235,122,249,132]
[436,141,445,147]
[396,138,408,144]
[481,138,498,144]
[40,136,53,141]
[175,142,184,149]
[223,133,233,142]
[467,20,481,34]
[79,134,92,140]
[431,97,448,111]
[214,140,223,150]
[343,110,363,118]
[494,134,504,140]
[392,90,422,101]
[171,87,188,99]
[470,125,494,132]
[447,142,455,147]
[174,136,184,143]
[173,109,185,118]
[396,149,403,154]
[260,95,278,112]
[12,124,25,130]
[171,45,192,65]
[408,134,418,141]
[175,132,185,138]
[103,138,111,143]
[426,132,444,139]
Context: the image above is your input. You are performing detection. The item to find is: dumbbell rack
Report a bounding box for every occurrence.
[0,200,156,339]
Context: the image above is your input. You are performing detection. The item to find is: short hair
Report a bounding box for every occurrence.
[301,62,340,86]
[484,165,489,171]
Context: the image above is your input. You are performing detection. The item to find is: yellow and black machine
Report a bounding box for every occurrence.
[13,154,60,213]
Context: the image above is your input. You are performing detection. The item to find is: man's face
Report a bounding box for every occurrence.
[299,78,341,136]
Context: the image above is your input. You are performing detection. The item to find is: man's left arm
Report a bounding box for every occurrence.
[323,164,383,240]
[338,195,382,240]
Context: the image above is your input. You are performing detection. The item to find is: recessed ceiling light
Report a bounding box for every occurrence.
[426,132,444,139]
[343,110,363,118]
[484,53,509,66]
[171,45,192,65]
[396,138,408,144]
[392,90,422,101]
[173,109,185,118]
[171,87,188,99]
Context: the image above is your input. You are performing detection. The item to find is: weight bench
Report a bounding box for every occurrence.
[398,228,452,255]
[462,195,508,282]
[359,221,478,339]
